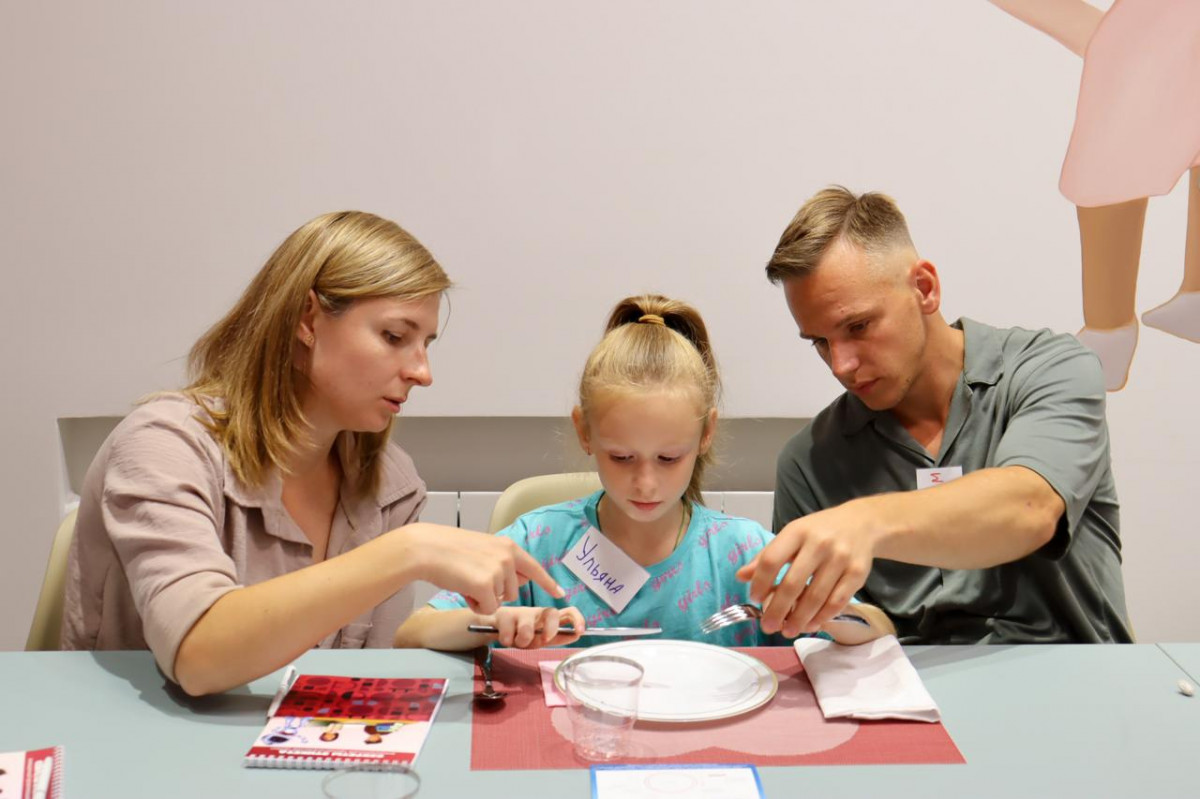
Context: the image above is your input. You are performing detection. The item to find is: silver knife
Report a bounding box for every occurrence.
[467,624,662,637]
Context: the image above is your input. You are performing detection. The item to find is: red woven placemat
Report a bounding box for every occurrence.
[470,647,963,770]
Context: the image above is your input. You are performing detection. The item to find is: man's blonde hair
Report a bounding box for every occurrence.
[183,211,451,495]
[578,294,720,506]
[765,186,915,284]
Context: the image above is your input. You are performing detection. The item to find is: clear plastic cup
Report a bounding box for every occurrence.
[560,655,644,761]
[321,765,420,799]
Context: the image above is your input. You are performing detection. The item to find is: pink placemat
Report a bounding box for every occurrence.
[471,647,964,770]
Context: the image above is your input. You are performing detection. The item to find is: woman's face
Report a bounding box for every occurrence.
[301,293,440,437]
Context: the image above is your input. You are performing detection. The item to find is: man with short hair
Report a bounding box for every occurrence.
[739,186,1132,644]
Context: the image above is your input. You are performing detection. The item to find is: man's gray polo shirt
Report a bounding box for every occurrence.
[773,318,1132,644]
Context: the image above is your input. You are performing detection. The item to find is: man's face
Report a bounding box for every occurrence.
[782,240,930,411]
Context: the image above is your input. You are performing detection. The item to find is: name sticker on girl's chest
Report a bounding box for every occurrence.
[563,528,650,613]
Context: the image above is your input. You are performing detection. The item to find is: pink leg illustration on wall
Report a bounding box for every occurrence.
[990,0,1200,390]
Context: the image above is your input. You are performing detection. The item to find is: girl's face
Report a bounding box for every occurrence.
[300,293,439,437]
[574,389,715,525]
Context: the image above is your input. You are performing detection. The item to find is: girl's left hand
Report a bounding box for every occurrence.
[490,605,587,649]
[819,602,896,646]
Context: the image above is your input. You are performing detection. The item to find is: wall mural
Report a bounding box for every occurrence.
[990,0,1200,391]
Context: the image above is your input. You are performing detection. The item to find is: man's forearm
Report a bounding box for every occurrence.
[868,465,1064,569]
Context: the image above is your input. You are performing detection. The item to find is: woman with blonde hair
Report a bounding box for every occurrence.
[61,211,562,695]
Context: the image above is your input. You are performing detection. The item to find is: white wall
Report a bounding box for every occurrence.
[4,1,1194,649]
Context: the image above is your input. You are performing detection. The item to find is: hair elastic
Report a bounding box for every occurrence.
[638,313,665,326]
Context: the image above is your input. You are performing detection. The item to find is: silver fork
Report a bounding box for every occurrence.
[700,603,870,634]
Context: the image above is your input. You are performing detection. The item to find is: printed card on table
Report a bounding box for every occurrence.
[244,674,448,770]
[0,746,63,799]
[592,764,765,799]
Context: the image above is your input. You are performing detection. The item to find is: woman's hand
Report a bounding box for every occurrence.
[392,524,565,614]
[487,605,587,649]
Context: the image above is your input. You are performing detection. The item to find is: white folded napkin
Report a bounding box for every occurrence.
[794,635,941,722]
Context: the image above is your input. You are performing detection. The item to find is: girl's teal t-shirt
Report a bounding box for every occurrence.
[429,490,780,647]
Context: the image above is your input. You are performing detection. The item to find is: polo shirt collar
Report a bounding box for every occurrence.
[956,317,1005,387]
[841,393,876,435]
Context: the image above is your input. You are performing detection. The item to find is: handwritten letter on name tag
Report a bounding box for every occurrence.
[915,466,964,490]
[563,529,650,613]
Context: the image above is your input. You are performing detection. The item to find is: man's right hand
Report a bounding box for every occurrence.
[736,500,881,637]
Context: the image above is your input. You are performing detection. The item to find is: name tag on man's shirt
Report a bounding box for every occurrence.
[563,528,650,613]
[915,466,964,490]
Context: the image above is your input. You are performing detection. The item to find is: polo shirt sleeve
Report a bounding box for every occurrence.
[992,338,1110,559]
[100,411,240,682]
[773,428,821,533]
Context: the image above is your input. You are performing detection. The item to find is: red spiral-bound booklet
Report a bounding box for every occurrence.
[243,674,448,770]
[0,746,63,799]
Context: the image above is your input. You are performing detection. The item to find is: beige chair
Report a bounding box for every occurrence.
[26,508,78,651]
[487,472,602,534]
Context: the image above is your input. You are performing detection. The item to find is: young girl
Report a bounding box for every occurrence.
[395,295,893,651]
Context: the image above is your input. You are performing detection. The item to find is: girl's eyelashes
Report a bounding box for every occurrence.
[383,330,405,345]
[604,453,685,464]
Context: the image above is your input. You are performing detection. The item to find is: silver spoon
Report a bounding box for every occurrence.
[473,646,508,707]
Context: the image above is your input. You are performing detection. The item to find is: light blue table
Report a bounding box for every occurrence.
[1159,643,1200,683]
[0,645,1195,798]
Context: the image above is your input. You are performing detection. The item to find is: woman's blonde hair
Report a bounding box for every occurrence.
[184,211,451,495]
[578,294,720,505]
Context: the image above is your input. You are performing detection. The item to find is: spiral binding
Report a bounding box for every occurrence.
[244,754,408,771]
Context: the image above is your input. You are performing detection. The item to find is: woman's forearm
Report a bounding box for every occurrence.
[173,520,562,694]
[173,528,419,696]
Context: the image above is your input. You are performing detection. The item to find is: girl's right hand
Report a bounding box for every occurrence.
[394,524,565,614]
[487,605,587,649]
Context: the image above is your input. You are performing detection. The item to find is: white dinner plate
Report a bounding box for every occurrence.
[554,640,777,723]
